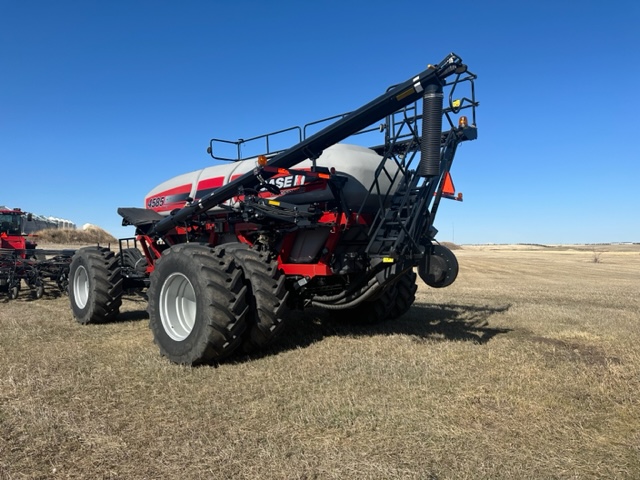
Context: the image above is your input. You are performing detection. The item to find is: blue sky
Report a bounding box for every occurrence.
[1,1,638,244]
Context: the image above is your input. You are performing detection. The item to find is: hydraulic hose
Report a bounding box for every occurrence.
[312,276,378,303]
[311,278,383,310]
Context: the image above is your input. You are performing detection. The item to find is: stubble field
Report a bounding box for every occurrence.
[1,244,639,479]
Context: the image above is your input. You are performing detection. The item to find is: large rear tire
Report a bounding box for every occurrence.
[69,247,122,324]
[224,244,289,354]
[147,244,248,365]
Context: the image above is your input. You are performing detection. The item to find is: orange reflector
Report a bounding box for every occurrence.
[277,168,289,175]
[458,116,468,128]
[442,172,455,195]
[257,155,268,166]
[317,173,330,179]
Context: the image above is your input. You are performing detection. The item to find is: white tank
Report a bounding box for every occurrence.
[144,143,399,214]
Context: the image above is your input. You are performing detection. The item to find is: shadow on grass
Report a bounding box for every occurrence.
[111,294,150,323]
[244,302,512,362]
[114,309,149,322]
[3,284,67,302]
[5,288,151,322]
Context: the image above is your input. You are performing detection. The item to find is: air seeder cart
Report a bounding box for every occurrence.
[68,52,479,365]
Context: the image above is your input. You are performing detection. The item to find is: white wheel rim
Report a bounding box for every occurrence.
[73,265,89,308]
[159,272,196,341]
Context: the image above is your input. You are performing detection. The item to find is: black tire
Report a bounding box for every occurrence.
[147,244,248,365]
[224,244,289,354]
[25,266,44,299]
[121,247,147,273]
[69,247,123,324]
[57,268,70,295]
[335,285,396,324]
[8,282,20,300]
[30,282,45,300]
[387,269,418,319]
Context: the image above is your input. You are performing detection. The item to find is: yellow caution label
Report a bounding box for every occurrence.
[382,257,394,263]
[452,99,461,108]
[268,200,280,206]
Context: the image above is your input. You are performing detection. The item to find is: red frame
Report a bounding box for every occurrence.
[137,208,370,279]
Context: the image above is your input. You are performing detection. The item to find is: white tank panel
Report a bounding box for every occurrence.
[145,143,399,214]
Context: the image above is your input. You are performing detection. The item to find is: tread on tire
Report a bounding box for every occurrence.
[69,246,123,324]
[147,244,249,365]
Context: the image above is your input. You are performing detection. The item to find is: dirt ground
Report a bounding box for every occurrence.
[1,244,639,479]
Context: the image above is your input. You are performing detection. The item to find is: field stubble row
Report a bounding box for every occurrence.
[0,244,639,479]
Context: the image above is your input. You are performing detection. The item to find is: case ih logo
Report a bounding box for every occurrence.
[266,174,306,189]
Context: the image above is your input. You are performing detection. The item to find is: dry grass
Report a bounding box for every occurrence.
[1,244,639,479]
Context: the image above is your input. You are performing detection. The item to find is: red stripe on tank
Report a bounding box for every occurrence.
[196,177,224,190]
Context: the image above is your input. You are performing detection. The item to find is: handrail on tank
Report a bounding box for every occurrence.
[208,69,477,165]
[208,125,303,162]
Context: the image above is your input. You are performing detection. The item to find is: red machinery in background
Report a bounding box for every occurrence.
[0,208,73,299]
